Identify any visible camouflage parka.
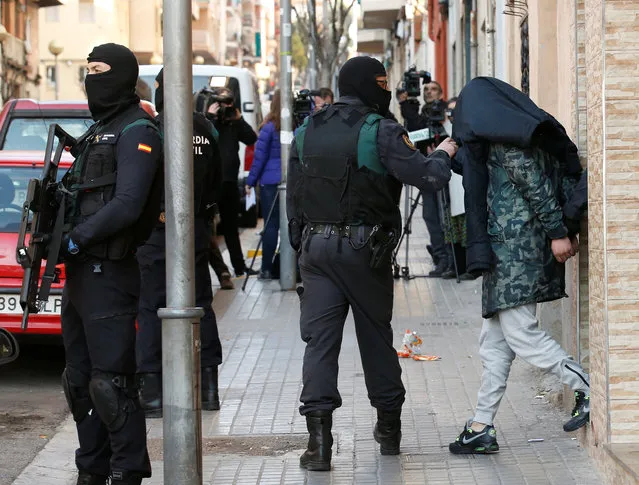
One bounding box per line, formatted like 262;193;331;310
482;143;576;318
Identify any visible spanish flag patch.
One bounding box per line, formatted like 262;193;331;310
138;143;152;153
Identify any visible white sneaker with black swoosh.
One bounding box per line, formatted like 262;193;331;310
449;419;500;454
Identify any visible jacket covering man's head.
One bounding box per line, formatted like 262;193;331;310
338;56;391;115
85;43;140;121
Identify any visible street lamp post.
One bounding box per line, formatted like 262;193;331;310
48;40;63;101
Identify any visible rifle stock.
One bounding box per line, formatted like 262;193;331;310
16;124;76;330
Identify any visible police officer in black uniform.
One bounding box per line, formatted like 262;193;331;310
288;56;458;471
136;68;224;416
59;44;163;485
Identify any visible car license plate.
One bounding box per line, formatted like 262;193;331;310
0;294;62;315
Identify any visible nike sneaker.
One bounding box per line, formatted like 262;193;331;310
449;419;500;454
563;391;590;432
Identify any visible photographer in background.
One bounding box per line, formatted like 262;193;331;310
399;77;455;278
202;87;258;277
312;87;334;113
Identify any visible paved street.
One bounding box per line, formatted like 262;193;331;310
0;341;67;485
8;220;602;485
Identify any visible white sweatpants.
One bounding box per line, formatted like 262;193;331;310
473;303;590;426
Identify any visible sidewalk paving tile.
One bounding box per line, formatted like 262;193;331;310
13;220;602;485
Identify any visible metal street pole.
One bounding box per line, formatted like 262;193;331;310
54;54;59;101
159;1;203;484
279;0;296;290
307;0;317;89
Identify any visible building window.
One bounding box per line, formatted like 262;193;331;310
79;0;95;23
14;0;26;39
46;66;57;85
46;7;61;23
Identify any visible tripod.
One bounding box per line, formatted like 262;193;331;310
391;184;460;282
242;189;280;291
392;186;427;279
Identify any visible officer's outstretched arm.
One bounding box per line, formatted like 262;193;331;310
70;125;163;249
377;119;451;191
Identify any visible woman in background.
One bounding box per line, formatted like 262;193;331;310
245;89;282;280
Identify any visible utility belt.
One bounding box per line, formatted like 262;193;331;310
304;223;398;269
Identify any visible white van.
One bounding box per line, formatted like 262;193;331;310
138;65;263;179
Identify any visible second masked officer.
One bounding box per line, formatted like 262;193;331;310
60;44;163;485
136;68;224;417
288;56;458;471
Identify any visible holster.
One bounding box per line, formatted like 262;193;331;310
289;219;303;252
369;228;398;269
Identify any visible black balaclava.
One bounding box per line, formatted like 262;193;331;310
155;68;164;113
338;56;391;114
85;43;140;121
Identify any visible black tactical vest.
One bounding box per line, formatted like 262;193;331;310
64;105;163;260
153;112;218;220
299;103;402;231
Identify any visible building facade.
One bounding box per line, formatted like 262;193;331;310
0;0;63;104
358;0;435;114
38;0;244;101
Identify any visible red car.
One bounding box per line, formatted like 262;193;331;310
0;100;91;337
0;98;157;151
0;150;74;335
0;99;93;151
0;99;157;337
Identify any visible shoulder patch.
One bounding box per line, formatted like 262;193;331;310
138;143;152;153
403;134;416;151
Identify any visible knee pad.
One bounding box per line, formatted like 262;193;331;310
89;372;140;433
61;367;92;423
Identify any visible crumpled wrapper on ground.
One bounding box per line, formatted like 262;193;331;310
397;329;441;361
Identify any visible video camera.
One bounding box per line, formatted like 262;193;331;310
398;66;432;98
194;87;236;118
427;99;447;123
293;89;321;128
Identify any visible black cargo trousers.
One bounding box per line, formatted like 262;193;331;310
136;216;222;373
61;254;151;480
297;225;406;416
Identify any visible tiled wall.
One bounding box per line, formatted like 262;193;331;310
603;0;639;444
576;0;591;374
585;0;639;447
585;0;608;449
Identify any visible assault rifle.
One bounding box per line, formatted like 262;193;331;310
16;124;76;330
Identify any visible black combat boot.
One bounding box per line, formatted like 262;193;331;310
300;410;333;471
373;408;402;455
138;373;162;418
76;471;108;485
202;366;220;410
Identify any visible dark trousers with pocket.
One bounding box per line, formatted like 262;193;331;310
136;219;222;373
219;181;247;274
298;228;406;415
421;188;450;262
61;256;151;478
